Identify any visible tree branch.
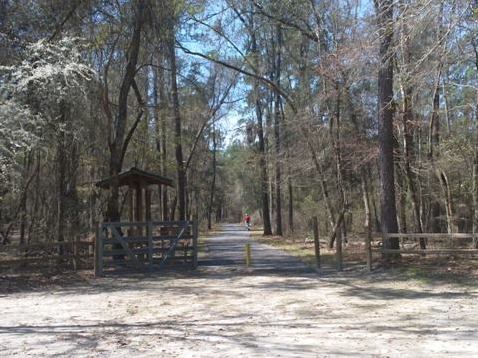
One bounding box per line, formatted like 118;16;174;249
48;1;81;42
251;0;320;43
131;78;145;106
177;42;296;112
185;77;237;170
120;109;144;169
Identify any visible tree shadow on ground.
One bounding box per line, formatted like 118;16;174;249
2;259;477;298
0;319;325;357
0;312;476;357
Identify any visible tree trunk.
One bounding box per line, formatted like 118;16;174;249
376;0;399;252
428;75;441;160
330;83;346;248
158;58;169;221
473;43;478;247
399;75;426;247
439;170;455;233
152;64;163;220
170;195;177;221
57;127;67;252
106;0;144;222
249;9;272;235
361;173;372;270
68;140;81;244
362;172;372;235
428;72;445;233
167;12;186;221
398;171;407;234
19;153;30;245
371;191;381;232
474;97;478;247
427;4;448;234
312;216;320;269
29;151;41;243
307;138;336;234
288;171;293;233
257;100;272;235
207;124;217;230
329;207;346;271
273;24;283;236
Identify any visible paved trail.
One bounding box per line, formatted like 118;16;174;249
201;223;312;274
0;224;477;357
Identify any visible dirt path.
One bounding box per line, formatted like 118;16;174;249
0;224;477;357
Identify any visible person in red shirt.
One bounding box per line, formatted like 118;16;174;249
244;213;251;230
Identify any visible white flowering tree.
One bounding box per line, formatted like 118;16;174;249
0;37;95;244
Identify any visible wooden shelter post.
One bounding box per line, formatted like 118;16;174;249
128;187;134;222
145;187;152;221
127;187;134;236
135;183;143;222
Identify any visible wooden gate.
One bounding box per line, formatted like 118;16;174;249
94;221;198;276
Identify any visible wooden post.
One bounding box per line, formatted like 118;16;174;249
147;221;153;273
312;216;320;270
136;183;143;237
365;231;372;272
158;184;163;220
135;184;143;221
128;187;134;222
145;188;151;221
245;243;251;267
127;188;134;237
94;225;103;277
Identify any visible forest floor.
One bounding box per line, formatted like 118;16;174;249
0;224;477;357
252;231;478;286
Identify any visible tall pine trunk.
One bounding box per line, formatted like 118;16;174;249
472;42;478;247
250;8;272;235
376;0;399;251
274;24;283;236
167;7;186;221
157;52;169;220
207;125;217;230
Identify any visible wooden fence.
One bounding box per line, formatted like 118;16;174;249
95;220;198;276
366;232;478;271
0;239;95;270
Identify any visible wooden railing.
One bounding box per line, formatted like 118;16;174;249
366;232;478;271
95;221;198;276
0;239;95;270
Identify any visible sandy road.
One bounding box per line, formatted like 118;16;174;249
0;224;477;357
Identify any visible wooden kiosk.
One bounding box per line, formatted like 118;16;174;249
94;167;198;276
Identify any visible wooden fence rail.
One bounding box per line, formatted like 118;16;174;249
365;232;478;271
0;239;95;270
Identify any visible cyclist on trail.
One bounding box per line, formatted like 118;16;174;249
244;213;251;230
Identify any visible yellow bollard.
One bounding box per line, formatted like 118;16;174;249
245;243;251;267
